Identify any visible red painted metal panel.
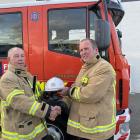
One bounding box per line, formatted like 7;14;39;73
27;6;44;80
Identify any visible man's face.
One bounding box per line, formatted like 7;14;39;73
79;40;97;63
9;49;25;67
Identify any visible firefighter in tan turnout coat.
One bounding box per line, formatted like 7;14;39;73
62;39;116;140
0;47;61;140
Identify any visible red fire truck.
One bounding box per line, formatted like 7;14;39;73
0;0;130;139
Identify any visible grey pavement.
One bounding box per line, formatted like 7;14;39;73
129;93;140;140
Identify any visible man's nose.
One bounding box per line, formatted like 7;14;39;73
18;57;24;61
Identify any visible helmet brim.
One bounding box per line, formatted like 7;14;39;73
45;88;64;92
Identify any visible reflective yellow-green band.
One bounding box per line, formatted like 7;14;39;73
68;119;116;134
1;101;5;127
35;85;41;98
72;87;80;100
2;122;46;140
112;80;116;123
6;89;24;106
29;101;40;116
27;79;33;89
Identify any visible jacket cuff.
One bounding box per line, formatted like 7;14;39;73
68;86;76;98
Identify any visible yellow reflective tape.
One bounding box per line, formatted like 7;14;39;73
2;122;46;140
6;90;24;106
72;87;80;100
80;123;116;133
1;100;8;107
74;88;78;99
113;80;116;95
75;92;79;100
112;69;116;76
112;80;116;123
29;101;40;116
76;91;80;100
68;119;116;134
27;79;33;89
112;97;116;123
1;101;5;128
73;93;77;100
35;85;40;98
68;119;79;128
76;87;80;100
2;134;18;140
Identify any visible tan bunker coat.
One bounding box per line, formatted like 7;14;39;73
0;64;49;140
67;57;116;140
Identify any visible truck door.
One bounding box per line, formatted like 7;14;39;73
27;6;44;79
0;7;28;76
43;5;87;82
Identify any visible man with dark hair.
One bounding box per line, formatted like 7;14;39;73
63;39;116;140
0;47;61;140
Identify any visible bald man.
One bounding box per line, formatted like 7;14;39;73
0;47;61;140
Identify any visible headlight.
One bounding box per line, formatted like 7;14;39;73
119;122;129;135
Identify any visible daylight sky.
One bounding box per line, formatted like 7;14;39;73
118;1;140;93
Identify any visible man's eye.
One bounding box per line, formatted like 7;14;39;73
14;55;19;58
85;48;89;51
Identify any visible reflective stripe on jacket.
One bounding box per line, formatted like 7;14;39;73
67;57;116;140
0;64;48;140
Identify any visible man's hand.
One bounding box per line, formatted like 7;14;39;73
49;106;61;121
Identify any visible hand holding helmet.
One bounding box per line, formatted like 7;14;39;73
44;77;67;121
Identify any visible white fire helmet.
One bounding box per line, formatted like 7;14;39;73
45;77;64;91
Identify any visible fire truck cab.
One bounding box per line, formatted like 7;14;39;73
0;0;130;139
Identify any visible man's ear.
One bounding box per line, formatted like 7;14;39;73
95;48;99;54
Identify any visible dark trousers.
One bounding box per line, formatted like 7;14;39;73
79;136;114;140
42;135;114;140
41;135;54;140
107;136;114;140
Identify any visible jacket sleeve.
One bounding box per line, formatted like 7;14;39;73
70;64;116;104
0;77;49;119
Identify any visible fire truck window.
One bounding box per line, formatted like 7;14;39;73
90;11;98;40
0;13;22;58
48;8;86;57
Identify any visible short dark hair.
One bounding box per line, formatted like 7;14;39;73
80;38;97;49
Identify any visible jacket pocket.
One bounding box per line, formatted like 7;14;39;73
80;113;97;128
17;120;34;135
79;108;98;129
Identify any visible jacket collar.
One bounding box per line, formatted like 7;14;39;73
8;64;27;77
82;55;101;70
